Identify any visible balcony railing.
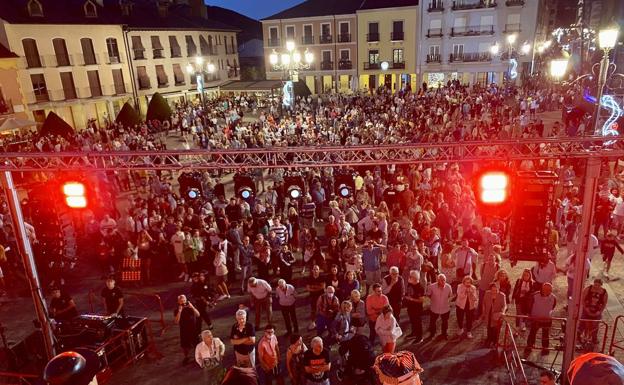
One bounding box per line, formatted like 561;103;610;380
367;33;380;42
320;61;333;70
426;54;442;63
505;0;524;5
301;35;314;45
449;52;492;62
45;54;74;67
392;61;405;69
267;38;280;47
427;28;443;37
106;54;122;64
22;55;45;69
451;0;497;10
337;34;351;43
391;31;405;41
450;25;494;36
428;2;444;11
338;60;352;70
103;83;131;96
319;34;332;44
504;23;521;33
25;90;50;103
77;53;99;66
364;62;380;70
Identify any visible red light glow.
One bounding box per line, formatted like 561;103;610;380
479;172;509;204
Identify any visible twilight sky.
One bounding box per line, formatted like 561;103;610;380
205;0;304;20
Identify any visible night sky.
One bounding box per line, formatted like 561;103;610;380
205;0;304;20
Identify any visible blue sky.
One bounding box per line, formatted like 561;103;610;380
205;0;303;20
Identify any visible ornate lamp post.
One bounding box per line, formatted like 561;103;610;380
490;33;531;83
594;24;620;131
269;40;313;112
186;56;216;109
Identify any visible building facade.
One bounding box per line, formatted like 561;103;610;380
357;1;420;93
0;0;240;129
418;0;541;87
0;44;29;123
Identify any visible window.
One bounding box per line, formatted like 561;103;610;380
320;23;331;43
303;25;313;44
112;69;125;94
84;0;97;17
339;22;350;42
60;72;77;99
480;15;493;26
368;23;379;41
368;49;379;63
22;38;42;68
322;51;331;62
30;73;48;101
230;36;236;53
286;26;295;39
169;36;181;57
136;66;150;89
87;70;102;97
453;17;466;27
429;45;440;56
269;27;279;46
80;38;96;65
53;38;70;67
430;19;442;28
131;36;145;59
392;21;404;40
199;35;210;55
340;49;350;61
106;38;120;63
185;35;197;57
27;0;43;17
453;44;464;58
151;36;164;58
172;64;185;85
155;65;168;87
393;48;404;63
208;36;215;55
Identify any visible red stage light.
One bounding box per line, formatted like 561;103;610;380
479;172;509;203
62;182;87;208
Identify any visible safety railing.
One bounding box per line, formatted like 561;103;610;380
608;315;624;362
0;371;39;385
501;322;529;385
88;289;169;336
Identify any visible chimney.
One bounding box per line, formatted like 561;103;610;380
189;0;207;19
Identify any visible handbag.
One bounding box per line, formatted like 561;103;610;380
391;321;403;340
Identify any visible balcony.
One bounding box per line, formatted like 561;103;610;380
364;62;380;70
367;33;380;42
449;52;492;62
22;55;45;69
46;54;74;67
29;90;49;103
338;34;351;43
450;25;494;36
392;61;405;69
301;35;314;45
319;34;332;44
505;0;524;5
320;61;333;70
504;23;521;33
426;28;443;37
338;60;353;70
77;53;99;66
104;84;131;96
153;50;165;59
451;0;497;10
391;31;405;41
428;2;444;11
426;54;442;63
267;38;280;47
106;54;122;64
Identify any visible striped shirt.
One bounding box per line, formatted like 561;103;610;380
269;224;288;244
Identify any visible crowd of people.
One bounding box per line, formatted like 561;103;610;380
0;81;618;385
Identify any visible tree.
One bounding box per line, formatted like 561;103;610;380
115;102;141;128
146;92;172;122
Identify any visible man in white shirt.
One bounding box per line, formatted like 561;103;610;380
276;279;298;335
453;239;478;279
247;277;273;329
426;274;453;340
195;329;225;375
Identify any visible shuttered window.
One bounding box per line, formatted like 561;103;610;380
185;35;197;57
112;69;125;94
137;66;150;89
155;65;168;87
87;70;102;97
169;36;181;57
60;72;77;99
172;64;185;85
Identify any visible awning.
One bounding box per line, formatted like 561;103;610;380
151;36;164;50
219;80;283;92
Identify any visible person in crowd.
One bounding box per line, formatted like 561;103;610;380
579;278;608;345
239;236;254;292
478;253;500;316
306;265;326;330
539;371;556;385
303;337;331;385
455;276;478;339
174;294;201;365
286;334;308;385
213;250;230;300
258;324;284;385
481;282;507;348
254;234;272;280
339;270;360;301
427;273;453;340
49;287;78;321
325;264;341;292
331;300;354;345
375;304;402;353
382;266;405;320
600;231;623;279
494;269;512;303
230;309;256;367
349;289;367;334
453;238;477;285
362;240;382;295
366;283;389;343
404;270;425;342
101;276;124;317
525;283;557;356
190;272;215;330
247;277;273;330
316;286;340;337
512;268;535;331
531;256;557;290
278;244;296;282
276;279;298;336
195;329;225;385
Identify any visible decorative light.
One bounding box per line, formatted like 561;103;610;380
195;56;203;65
269;51;278;65
537;45;545;54
285;40;295;52
186;63;194;74
293;51;302;64
598;25;619;50
281;53;291;65
521;42;531;55
490;43;500;55
380;61;389;71
304;50;314;64
507;33;517;45
550;58;569;79
543;40;552;48
207;63;216;73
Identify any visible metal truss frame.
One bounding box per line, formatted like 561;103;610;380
2;136;624;172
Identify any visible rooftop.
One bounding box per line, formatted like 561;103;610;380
262;0;419;20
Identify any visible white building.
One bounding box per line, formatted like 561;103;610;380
418;0;542;87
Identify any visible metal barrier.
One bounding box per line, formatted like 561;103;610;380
87;289;169;336
0;371;39;385
608;315;624;362
501;322;529;385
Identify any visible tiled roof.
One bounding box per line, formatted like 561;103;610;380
359;0;419;10
262;0;419;20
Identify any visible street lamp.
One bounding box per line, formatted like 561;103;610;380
186;56;216;109
492;33;532;82
269;40;313;112
549;57;569;80
594;24;620;132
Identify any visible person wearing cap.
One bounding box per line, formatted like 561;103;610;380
49;287;78;322
230;309;256;367
567;352;624;385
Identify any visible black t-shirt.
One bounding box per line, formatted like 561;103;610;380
49;294;78;321
230;322;255;354
303;348;330;382
406;282;425;311
101;286;124;315
307;274;326;295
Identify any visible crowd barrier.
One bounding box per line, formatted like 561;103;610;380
608;315;624;362
500;322;529;385
0;371;38;385
88;289;169;337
